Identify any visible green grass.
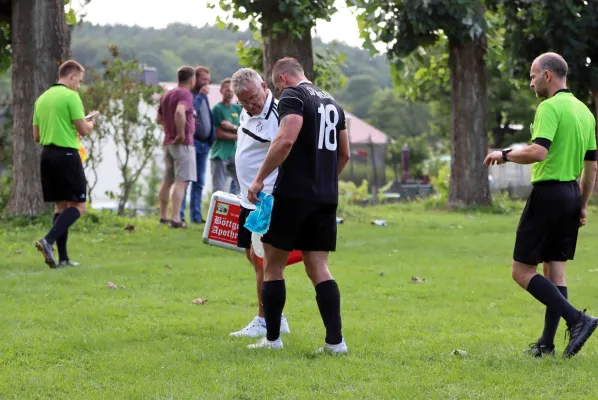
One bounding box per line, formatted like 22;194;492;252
2;203;598;399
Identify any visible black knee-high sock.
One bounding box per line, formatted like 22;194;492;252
53;213;69;261
527;275;581;325
45;207;80;245
315;280;343;345
539;286;568;346
262;280;286;341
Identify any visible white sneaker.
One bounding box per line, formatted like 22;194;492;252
314;338;348;355
230;316;267;338
247;337;283;350
280;314;291;335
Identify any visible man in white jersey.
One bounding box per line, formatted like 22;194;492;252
228;68;291;338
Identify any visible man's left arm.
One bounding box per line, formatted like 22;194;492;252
485;102;556;166
254;114;303;183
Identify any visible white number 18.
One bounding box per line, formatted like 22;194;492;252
317;103;339;151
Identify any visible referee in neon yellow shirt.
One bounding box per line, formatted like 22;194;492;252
485;52;598;358
33;60;96;268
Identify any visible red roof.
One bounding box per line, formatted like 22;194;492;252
158;82;388;145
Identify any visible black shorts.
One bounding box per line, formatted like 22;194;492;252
513;181;581;265
261;195;337;252
237;206;252;249
40;145;87;203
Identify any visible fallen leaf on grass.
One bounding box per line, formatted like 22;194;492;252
15;250;22;255
107;282;118;289
411;276;426;283
165;264;173;270
123;225;136;232
379;272;385;277
191;298;207;305
451;349;469;357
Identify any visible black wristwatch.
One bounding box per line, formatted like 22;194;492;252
502;148;513;162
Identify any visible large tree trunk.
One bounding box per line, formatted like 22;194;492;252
447;35;492;207
8;0;71;215
593;91;598;199
261;18;314;95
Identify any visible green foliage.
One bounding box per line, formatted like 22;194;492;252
143;159;162;209
210;0;336;40
71;23;391;88
336;75;379;118
0;21;10;72
0;168;11;212
350;0;489;62
391;27;537;148
368;89;432;138
339;179;371;209
235;32;347;93
81;46;162;215
388;135;432;180
500;0;598;105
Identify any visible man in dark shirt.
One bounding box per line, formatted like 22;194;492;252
247;57;351;353
157;66;197;229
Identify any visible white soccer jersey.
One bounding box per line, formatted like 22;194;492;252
235;90;279;210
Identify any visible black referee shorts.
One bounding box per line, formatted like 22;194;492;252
513;180;581;265
261;194;337;252
40;145;87;203
237;206;252;249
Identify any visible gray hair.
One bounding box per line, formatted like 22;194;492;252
231;68;263;94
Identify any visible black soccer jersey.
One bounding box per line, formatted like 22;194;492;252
274;81;347;204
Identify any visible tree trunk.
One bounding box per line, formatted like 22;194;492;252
593;91;598;199
261;18;314;95
8;0;71;216
447;35;492;207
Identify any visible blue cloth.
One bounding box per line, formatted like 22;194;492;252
180;140;210;223
192;91;216;146
244;192;274;235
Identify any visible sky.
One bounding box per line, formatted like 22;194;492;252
71;0;367;49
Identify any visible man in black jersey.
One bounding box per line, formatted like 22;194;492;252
247;57;351;353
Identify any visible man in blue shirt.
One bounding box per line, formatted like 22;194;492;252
180;66;215;224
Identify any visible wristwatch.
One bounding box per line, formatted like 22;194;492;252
502;148;513;162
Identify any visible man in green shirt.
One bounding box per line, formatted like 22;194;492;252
33;60;96;269
210;78;241;194
485;52;598;358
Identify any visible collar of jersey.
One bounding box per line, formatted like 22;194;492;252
297;80;312;86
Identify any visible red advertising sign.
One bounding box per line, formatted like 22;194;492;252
207;200;241;246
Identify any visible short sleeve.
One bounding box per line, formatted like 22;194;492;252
588;118;597;151
181;91;193;111
278;87;305;121
68;92;86;121
531;102;559;142
338;107;346;131
33;102;39;126
212;104;224;127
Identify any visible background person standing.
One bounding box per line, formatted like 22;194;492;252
157;66;197;229
210;78;241;195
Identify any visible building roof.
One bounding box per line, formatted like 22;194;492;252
158;82;388;145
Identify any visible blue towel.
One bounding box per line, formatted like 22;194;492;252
244;192;274;235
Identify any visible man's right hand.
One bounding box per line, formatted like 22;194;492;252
200;85;209;95
174;134;185;145
580;207;588;227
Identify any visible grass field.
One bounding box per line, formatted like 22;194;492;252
2;203;598;399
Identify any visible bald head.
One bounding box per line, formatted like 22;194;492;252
529;52;569;99
271;57;307;93
534;52;568;79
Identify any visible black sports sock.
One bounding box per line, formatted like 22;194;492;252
262;280;286;341
527;275;581;325
45;207;80;245
315;280;343;345
539;286;568;346
53;213;69;261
